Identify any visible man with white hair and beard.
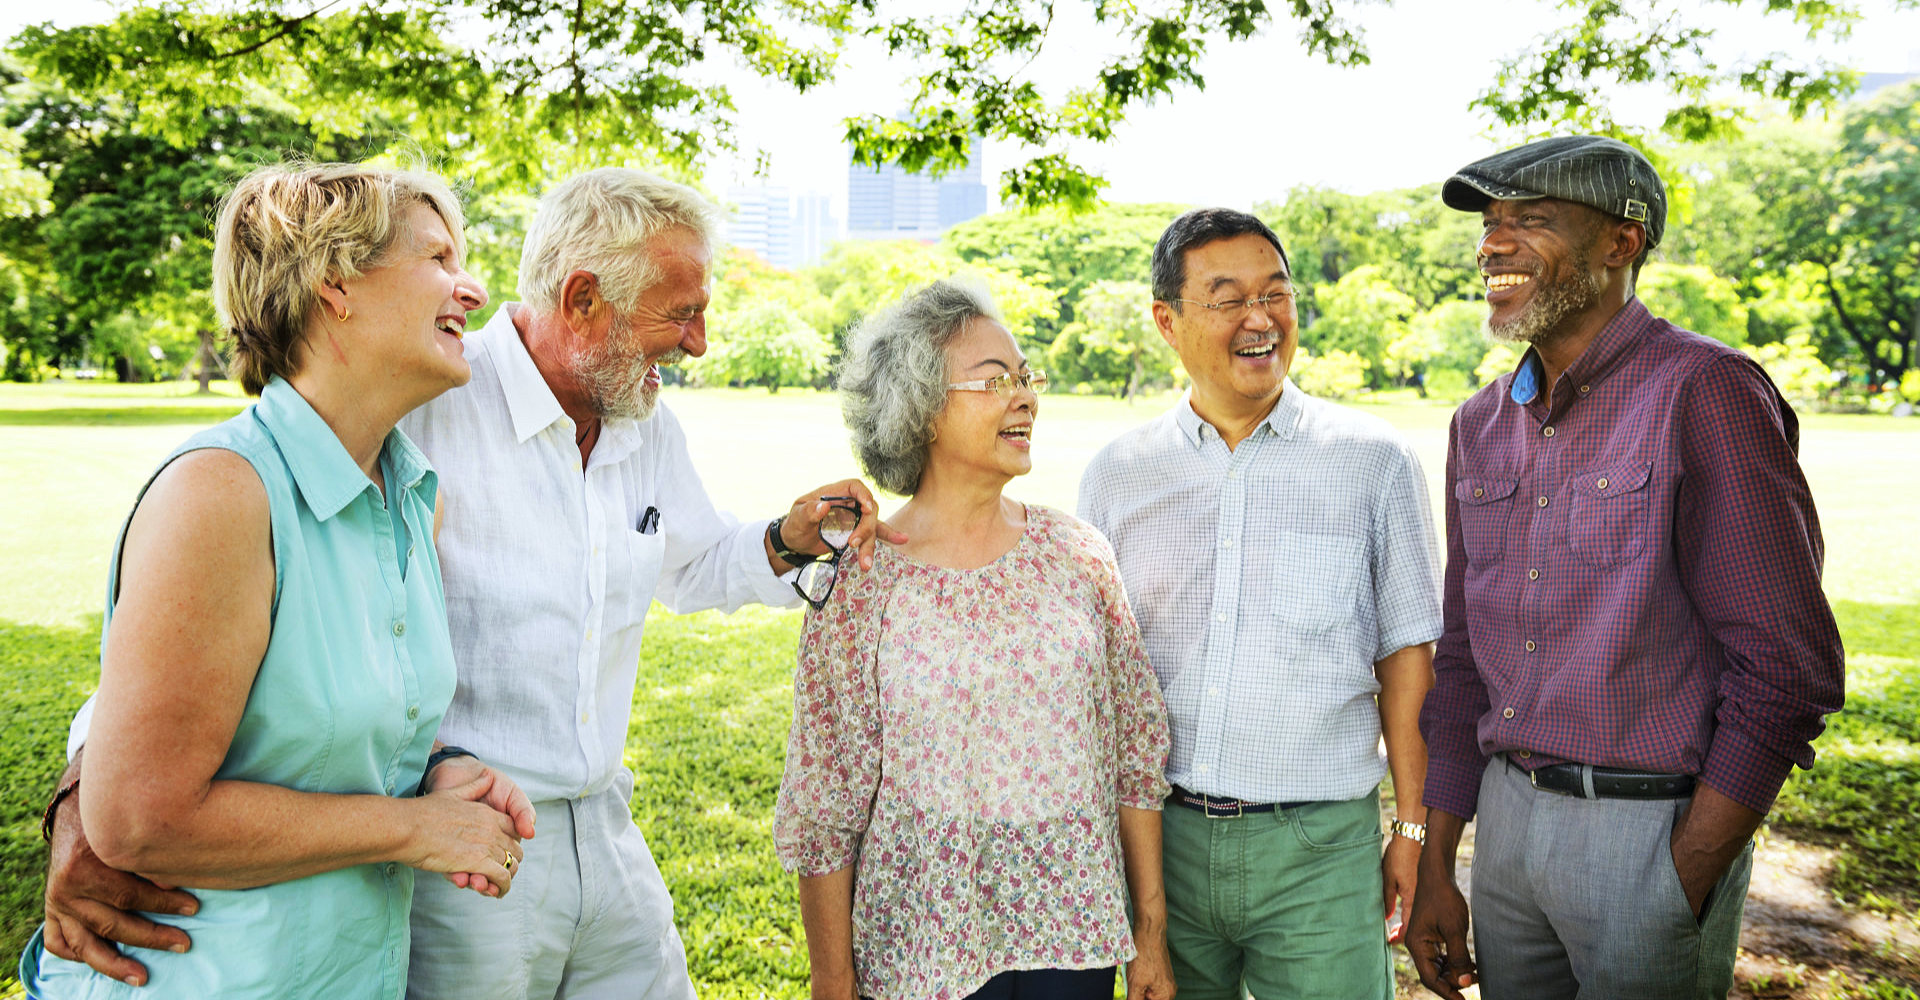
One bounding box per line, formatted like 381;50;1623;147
38;168;898;999
1405;137;1844;1000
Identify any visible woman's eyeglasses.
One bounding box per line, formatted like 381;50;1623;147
945;370;1048;397
792;497;862;611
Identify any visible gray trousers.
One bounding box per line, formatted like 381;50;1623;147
1472;755;1753;1000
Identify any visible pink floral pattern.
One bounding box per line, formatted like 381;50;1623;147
775;505;1171;1000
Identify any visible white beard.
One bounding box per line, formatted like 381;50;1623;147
576;327;685;422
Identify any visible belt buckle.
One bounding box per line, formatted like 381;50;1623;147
1528;767;1545;791
1205;795;1243;820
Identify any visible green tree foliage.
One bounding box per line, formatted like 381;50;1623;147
1747;332;1839;409
693;301;833;393
6;0;1881;211
803;239;1053;351
1291;348;1368;399
2;80;335;382
1472;0;1860;144
1043;280;1174;398
1303;265;1416;388
942;203;1182;341
1637;262;1749;347
1476;343;1522;386
1259;185;1480;323
1387;299;1490;398
1673;84;1920;381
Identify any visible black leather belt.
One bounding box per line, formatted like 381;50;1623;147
1511;756;1695;799
1169;785;1308;819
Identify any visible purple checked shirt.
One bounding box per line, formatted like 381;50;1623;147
1420;299;1845;820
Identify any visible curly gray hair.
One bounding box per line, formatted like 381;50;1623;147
839;280;1005;496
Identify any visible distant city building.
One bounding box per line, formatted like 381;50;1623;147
726;185;794;269
846;145;987;242
790;194;838;268
1859;70;1918;95
1858;51;1920;96
725;186;839;270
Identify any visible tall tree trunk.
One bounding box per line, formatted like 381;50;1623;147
195;329;219;394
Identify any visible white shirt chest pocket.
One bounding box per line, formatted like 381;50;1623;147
615;528;668;624
1272;530;1365;633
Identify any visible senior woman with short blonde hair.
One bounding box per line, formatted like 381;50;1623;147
21;162;532;999
775;280;1175;1000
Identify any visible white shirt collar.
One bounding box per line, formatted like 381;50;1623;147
475;304;568;445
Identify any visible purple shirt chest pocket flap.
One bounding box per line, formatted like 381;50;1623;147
1565;460;1654;570
1454;476;1518;568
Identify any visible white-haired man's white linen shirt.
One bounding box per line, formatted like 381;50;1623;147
398;305;797;803
1077;380;1442;804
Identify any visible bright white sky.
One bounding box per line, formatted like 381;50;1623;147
3;0;1916;219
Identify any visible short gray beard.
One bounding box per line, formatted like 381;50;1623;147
1485;256;1603;350
574;323;685;422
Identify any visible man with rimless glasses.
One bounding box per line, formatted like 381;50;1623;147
1079;208;1443;999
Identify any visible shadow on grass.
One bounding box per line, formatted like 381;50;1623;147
1772;598;1920;914
0;618;101;968
0;407;246;427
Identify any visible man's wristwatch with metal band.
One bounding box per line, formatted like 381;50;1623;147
1390;818;1428;845
766;515;818;566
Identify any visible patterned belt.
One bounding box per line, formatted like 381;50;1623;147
1168;785;1309;819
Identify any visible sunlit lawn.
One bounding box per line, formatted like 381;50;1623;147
2;379;1917;996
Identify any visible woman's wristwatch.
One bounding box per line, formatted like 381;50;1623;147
1390;818;1428;846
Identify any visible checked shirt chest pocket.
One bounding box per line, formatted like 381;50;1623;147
1454;476;1518;568
1565;461;1653;570
1274;530;1364;632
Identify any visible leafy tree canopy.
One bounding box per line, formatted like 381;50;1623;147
1668;82;1920;380
5;0;1889;210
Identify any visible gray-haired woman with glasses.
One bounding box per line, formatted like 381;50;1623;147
774;280;1175;1000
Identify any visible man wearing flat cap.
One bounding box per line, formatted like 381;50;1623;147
1404;136;1845;1000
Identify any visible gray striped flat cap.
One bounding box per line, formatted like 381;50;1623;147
1441;135;1666;248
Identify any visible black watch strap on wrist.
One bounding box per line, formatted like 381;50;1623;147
767;515;818;566
41;777;80;843
417;746;479;796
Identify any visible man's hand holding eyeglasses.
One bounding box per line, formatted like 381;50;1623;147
770;480;908;573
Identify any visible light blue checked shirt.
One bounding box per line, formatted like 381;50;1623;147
1078;382;1442;803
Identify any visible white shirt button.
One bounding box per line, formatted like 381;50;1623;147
1214;612;1226;622
392;620;406;637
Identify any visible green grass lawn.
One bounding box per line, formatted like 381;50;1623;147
2;379;1918;996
